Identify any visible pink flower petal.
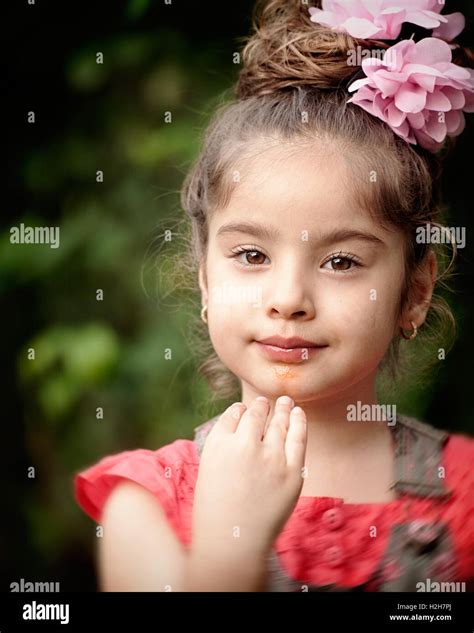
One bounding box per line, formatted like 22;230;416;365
386;40;415;72
403;63;445;78
392;119;411;139
442;66;473;82
395;83;427;113
361;58;385;77
340;17;383;38
463;92;474;113
347;77;371;93
444;110;464;134
451;111;466;135
405;10;446;30
352;85;376;102
373;91;389;118
409;73;437;92
424;116;447;142
362;0;386;14
407;111;426;130
387;103;406;127
308;9;343;28
372;73;404;97
347;96;376;118
376;9;405;38
391;119;415;143
332;0;371;20
442;87;466;110
432;12;466;41
424;90;452;111
376;70;409;83
379;7;406;15
413;128;442;151
409;38;452;65
394;0;437;11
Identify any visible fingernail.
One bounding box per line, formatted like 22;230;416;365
256;396;268;403
231;403;244;419
277;395;293;406
292;406;305;416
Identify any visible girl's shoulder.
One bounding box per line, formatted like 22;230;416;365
73;436;200;526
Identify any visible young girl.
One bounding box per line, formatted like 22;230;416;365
74;0;474;592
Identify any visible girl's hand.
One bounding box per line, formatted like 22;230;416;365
191;396;307;559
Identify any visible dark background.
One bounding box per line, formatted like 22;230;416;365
2;0;473;591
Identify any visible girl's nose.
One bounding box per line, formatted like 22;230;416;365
264;264;316;320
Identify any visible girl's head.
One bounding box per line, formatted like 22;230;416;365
179;0;466;404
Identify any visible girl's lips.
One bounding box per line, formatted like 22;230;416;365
254;341;327;363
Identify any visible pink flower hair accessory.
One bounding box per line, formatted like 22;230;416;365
347;37;474;152
308;0;465;42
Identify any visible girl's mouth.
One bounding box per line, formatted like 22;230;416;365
254;341;327;363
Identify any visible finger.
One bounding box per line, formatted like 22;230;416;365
235;396;270;440
262;395;294;448
216;402;247;434
285;406;307;470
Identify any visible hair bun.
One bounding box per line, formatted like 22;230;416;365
236;0;474;101
236;0;378;99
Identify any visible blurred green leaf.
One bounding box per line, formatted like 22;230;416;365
65;324;120;383
125;0;151;22
19;324;120;420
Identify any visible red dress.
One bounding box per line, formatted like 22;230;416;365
73;413;474;591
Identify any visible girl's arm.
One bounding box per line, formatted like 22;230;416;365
98;480;268;591
99;397;306;591
98;480;187;591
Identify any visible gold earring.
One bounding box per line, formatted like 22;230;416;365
200;305;208;324
400;320;418;340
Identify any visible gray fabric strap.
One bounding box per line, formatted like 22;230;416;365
193;416;219;458
390;414;451;499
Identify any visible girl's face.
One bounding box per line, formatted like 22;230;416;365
199;141;412;404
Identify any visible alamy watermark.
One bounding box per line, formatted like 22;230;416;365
416;224;466;249
23;601;69;625
347;46;396;67
10;578;60;592
211;283;262;308
347;401;397;426
416;578;466;592
10;223;60;249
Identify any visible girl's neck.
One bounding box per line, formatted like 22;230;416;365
241;375;397;503
241;373;391;458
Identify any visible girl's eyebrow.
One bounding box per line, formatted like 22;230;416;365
216;221;386;247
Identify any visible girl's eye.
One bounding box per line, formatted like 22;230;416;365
321;253;361;273
231;247;270;267
230;248;361;272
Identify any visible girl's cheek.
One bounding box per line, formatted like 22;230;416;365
208;323;245;369
325;285;398;341
319;285;368;321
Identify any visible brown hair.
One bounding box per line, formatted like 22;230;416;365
170;0;469;404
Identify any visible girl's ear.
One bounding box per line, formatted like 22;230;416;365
198;259;208;305
400;250;437;330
